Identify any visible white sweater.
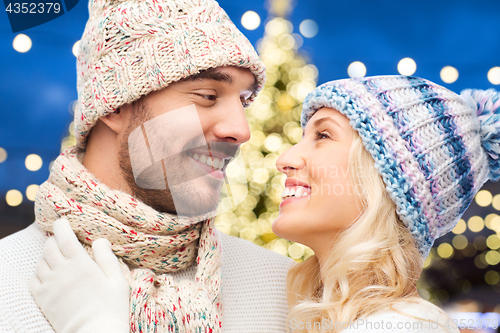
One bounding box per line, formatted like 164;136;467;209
338;301;460;333
0;223;294;333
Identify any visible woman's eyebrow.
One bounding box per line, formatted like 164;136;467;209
312;116;342;129
302;116;343;138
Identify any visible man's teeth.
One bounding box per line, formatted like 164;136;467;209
281;187;310;199
191;153;224;170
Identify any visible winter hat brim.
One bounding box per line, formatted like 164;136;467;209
75;0;266;148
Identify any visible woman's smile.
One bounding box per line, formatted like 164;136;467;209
280;178;311;208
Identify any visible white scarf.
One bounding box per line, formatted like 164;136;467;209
35;147;222;332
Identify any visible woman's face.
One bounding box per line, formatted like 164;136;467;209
273;107;362;260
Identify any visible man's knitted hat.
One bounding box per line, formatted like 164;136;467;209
75;0;266;148
301;75;500;258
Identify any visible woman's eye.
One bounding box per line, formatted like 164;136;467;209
315;131;330;140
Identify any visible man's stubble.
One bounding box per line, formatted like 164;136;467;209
118;99;221;216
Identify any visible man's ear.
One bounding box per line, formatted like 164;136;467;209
100;106;130;135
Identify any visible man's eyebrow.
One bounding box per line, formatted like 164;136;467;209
184;69;233;84
183;68;259;95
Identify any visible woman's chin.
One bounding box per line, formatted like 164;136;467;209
272;215;303;245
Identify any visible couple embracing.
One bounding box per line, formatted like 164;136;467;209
2;0;498;332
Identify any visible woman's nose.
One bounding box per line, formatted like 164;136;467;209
276;142;306;175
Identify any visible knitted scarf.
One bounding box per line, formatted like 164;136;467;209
35;147;222;332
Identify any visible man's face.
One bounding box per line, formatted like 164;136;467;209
117;66;256;216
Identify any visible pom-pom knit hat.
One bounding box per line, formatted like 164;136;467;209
75;0;266;148
301;75;500;258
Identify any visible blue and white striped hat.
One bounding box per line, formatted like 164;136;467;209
301;76;500;258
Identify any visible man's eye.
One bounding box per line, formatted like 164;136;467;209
199;94;217;101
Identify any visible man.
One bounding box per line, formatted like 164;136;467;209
0;0;294;331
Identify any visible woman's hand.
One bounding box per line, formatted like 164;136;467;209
30;218;130;333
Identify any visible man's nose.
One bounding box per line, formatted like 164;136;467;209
212;100;251;144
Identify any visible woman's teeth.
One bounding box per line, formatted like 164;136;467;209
281;187;310;200
191;153;225;170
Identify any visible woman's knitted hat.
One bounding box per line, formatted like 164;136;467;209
301;75;500;258
75;0;266;148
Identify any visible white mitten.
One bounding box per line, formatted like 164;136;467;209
30;218;130;333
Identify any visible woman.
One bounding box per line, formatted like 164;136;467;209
32;75;499;332
272;75;500;332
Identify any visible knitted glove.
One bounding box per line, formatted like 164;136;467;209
30;218;130;333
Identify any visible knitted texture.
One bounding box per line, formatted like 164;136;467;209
75;0;266;148
34;147;222;332
461;89;500;180
301;76;500;258
1;223;293;333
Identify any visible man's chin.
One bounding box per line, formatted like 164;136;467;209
168;181;222;217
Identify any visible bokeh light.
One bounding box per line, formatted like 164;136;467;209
418;289;430;300
462;244;477;257
485;213;500;231
278;34;295;50
291;33;303;49
440;66;459;84
299;19;318;38
452;235;468;250
488;67;500;85
397;57;417;75
6;190;23;207
264;134;283;152
475;190;492;207
437;243;454;259
239;227;257;241
490;216;500;233
13;34;32;53
26;184;39;202
468;216;484;233
451;219;466;234
72;40;81;57
288;243;305;259
25;154;43;171
423;256;432;269
485;250;500;266
241;11;261;30
475;253;488;269
486;234;500;250
0;147;7;163
347;61;367;78
485;271;500;285
492;194;500;210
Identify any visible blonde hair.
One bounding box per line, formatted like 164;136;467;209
286;132;426;332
